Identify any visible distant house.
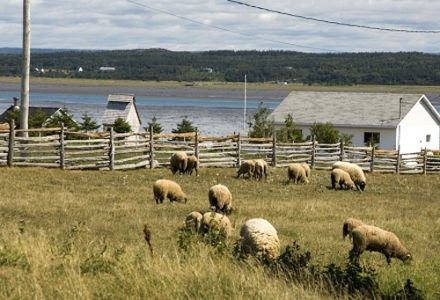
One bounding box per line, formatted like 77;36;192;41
99;66;116;72
269;91;440;153
101;94;141;132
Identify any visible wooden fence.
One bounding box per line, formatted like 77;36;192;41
0;123;439;174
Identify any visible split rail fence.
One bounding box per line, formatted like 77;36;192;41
0;123;439;174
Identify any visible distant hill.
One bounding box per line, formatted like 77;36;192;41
1;48;440;85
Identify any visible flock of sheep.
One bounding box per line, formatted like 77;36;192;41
152;151;411;263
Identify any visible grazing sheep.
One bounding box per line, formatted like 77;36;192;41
253;159;268;180
342;218;365;240
332;161;367;191
301;162;311;178
287;163;309;184
170;151;188;174
185;155;199;176
184;211;203;232
331;168;355;190
349;224;411;264
208;184;233;214
237;160;255;179
200;212;233;238
239;218;280;260
153;179;187;204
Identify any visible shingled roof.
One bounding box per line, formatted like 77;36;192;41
269;91;439;128
101;94;141;126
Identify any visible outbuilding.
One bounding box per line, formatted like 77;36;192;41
101;93;141;132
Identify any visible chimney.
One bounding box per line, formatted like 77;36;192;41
12;97;20;111
399;97;403;118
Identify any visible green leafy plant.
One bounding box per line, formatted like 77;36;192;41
112;117;131;133
248;102;274;138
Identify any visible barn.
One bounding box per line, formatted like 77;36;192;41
101;94;141;132
269;91;440;153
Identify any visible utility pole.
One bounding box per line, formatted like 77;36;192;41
243;74;247;134
20;0;31;137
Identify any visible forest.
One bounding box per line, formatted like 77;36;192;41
1;48;440;85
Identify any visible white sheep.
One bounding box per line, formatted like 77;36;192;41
239;218;280;260
301;162;311;178
331;168;355;190
253;159;268;180
342;218;365;240
200;212;233;238
287;163;309;184
349;224;411;264
185;155;199;176
208;184;233;214
184;211;203;232
237;160;255;179
170;151;188;174
332;161;367;191
153;179;187;204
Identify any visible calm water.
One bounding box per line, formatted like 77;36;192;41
0;91;281;136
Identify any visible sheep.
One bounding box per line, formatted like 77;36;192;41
208;184;233;214
301;162;311;178
184;211;203;232
342;218;365;240
287;163;309;184
200;212;233;238
331;168;355;190
236;160;255;179
253;159;268;180
153;179;187;204
349;224;411;264
170;151;188;174
332;161;367;191
185;155;199;176
238;218;280;260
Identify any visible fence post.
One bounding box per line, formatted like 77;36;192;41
236;133;241;167
109;127;115;171
194;129;199;159
149;124;154;169
7;119;15;167
370;146;375;173
311;135;316;169
423;147;427;175
59;123;65;170
272;132;277;167
339;138;344;161
396;146;401;174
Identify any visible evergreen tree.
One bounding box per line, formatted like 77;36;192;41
172;116;196;134
144;116;163;134
248;102;273;138
112;117;131;133
79;113;100;132
276;113;302;143
45;108;78;130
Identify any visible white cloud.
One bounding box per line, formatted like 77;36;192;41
0;0;439;52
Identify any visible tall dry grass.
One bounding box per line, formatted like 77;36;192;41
0;167;439;299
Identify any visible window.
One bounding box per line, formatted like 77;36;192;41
364;132;380;146
426;134;431;143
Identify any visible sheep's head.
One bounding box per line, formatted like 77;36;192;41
401;253;412;263
358;181;366;191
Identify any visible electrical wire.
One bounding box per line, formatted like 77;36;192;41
227;0;440;34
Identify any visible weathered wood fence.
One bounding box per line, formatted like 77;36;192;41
0;124;439;174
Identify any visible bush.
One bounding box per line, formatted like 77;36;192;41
248;102;273;138
112;117;131;133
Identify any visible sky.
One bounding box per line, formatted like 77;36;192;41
1;0;440;53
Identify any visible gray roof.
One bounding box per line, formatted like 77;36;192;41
0;106;62;123
102;94;141;125
425;93;440;106
107;94;135;103
269;91;437;128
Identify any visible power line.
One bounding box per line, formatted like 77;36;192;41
227;0;440;34
126;0;337;52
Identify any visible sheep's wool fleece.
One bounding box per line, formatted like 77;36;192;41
240;218;280;259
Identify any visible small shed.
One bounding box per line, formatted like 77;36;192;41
101;94;141;132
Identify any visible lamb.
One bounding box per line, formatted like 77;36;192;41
238;218;280;260
342;218;365;240
185;155;199;176
287;163;309;184
349;224;411;264
199;212;233;238
184;211;203;232
253;159;268;180
331;168;355;190
236;160;255;179
170;151;188;174
208;184;233;214
153;179;187;204
332;161;367;191
301;162;311;178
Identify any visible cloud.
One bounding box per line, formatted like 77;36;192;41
1;0;439;52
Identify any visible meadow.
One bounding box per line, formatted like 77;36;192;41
0;166;439;299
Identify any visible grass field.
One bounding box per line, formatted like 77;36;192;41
2;76;440;94
0;167;439;299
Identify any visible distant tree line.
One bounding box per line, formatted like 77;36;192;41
1;49;440;85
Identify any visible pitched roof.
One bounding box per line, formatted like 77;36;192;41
0;106;61;123
425;93;440;107
101;94;141;125
269;91;432;128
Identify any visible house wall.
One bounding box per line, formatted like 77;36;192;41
397;101;440;153
127;105;141;132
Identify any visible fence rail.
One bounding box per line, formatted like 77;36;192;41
0;123;439;174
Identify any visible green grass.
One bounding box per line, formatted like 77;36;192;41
0;167;439;299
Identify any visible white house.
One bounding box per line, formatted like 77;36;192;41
269;91;440;153
101;94;141;132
